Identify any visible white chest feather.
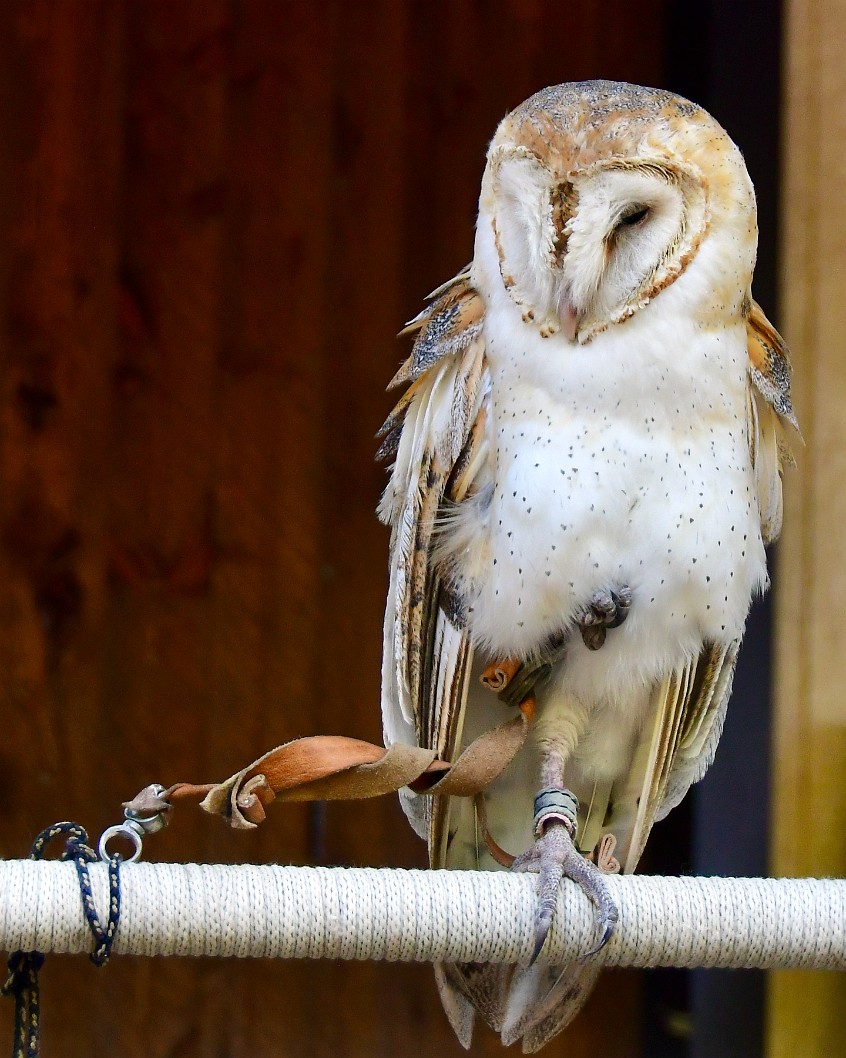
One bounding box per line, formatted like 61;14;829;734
440;300;767;706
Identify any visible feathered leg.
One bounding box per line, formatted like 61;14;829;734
512;781;618;960
512;697;619;961
495;708;619;1051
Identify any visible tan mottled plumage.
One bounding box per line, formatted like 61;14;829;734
378;81;796;1051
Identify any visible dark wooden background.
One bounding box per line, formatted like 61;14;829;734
0;2;669;1054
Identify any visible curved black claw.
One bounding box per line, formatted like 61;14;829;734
530;925;552;966
581;917;618;960
576;585;632;650
513;822;619;963
607;587;632;628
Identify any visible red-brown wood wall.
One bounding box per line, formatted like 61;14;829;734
0;3;666;1054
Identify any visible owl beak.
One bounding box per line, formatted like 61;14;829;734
558;293;580;343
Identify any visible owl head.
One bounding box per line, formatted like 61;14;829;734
474;81;757;343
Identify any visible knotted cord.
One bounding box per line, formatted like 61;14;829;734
1;824;121;1058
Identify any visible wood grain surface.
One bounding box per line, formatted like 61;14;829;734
769;2;846;1055
0;2;666;1054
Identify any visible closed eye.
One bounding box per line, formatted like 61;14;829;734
616;205;651;229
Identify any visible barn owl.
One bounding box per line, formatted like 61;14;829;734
377;81;795;1052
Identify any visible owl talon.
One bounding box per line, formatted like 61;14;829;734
576;585;632;649
607;587;632;627
512;819;619;964
582;919;616;959
580;624;607;651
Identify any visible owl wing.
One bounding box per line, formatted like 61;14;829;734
378;267;491;841
604;299;798;873
745;297;799;542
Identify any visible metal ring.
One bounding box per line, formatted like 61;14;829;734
124;804;168;835
98;824;143;864
532;787;579;836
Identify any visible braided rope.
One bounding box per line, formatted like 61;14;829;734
1;825;122;1058
0;861;843;969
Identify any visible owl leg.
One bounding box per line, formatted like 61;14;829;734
512;718;619;963
512;793;619;963
574;585;632;650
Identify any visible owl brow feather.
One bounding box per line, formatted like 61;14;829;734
549;180;580;266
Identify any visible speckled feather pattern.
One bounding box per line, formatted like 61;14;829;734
377;81;796;1051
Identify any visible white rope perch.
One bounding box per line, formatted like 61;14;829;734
0;861;843;969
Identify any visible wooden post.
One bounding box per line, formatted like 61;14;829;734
770;1;846;1054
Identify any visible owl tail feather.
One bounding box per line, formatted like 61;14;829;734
502;960;602;1052
436;956;599;1052
433;963;476;1048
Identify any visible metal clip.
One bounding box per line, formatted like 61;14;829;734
98;784;169;863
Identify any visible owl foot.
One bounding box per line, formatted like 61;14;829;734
512;788;619;963
575;585;632;650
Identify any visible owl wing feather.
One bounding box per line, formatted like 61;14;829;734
745;297;798;541
378;267;491;840
619;640;739;872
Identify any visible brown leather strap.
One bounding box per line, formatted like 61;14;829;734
416;698;533;798
200;740;445;828
178;697;536;830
